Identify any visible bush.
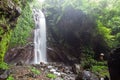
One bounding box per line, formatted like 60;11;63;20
7;75;14;80
46;73;57;79
9;2;34;47
0;27;11;62
81;58;97;69
0;62;9;70
30;67;40;75
92;65;109;77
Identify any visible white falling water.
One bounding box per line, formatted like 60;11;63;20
33;9;47;64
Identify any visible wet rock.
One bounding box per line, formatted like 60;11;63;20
50;69;56;73
61;72;67;78
40;62;48;69
55;77;63;80
15;6;21;15
24;73;34;77
90;73;99;80
63;74;76;80
47;65;53;69
53;72;61;76
8;0;14;9
82;70;91;80
100;77;104;80
18;75;24;78
0;70;10;80
5;43;34;64
72;64;81;74
8;63;79;80
16;61;24;66
76;70;99;80
63;66;72;74
41;63;77;80
0;70;5;75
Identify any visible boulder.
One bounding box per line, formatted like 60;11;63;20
72;64;81;74
5;43;34;64
0;70;10;80
76;70;99;80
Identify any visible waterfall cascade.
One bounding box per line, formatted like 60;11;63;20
33;9;47;64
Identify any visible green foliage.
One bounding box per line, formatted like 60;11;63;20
97;21;114;47
81;47;96;69
30;67;40;75
81;56;109;77
116;33;120;42
93;0;120;48
107;17;120;34
44;0;64;23
12;0;19;4
95;61;107;66
82;47;95;56
0;11;12;62
113;33;120;47
81;56;96;69
0;29;11;62
0;62;9;70
44;1;120;64
92;65;109;77
7;75;14;80
63;0;120;48
46;73;57;79
9;2;34;47
31;0;42;9
0;0;34;62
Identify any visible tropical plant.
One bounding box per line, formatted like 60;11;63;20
46;73;57;79
7;75;14;80
0;62;9;70
30;67;40;75
9;2;34;47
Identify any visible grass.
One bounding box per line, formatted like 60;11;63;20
7;75;14;80
46;73;57;79
0;62;9;70
91;65;109;77
81;56;109;78
29;67;41;75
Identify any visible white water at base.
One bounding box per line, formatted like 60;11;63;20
33;9;47;64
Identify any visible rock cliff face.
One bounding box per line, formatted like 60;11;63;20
0;0;21;62
108;47;120;80
0;0;21;29
46;7;96;64
5;43;34;64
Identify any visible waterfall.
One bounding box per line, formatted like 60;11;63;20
33;9;47;64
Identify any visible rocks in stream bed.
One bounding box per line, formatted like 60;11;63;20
9;62;101;80
5;43;34;64
72;64;81;74
76;70;99;80
0;70;11;80
32;62;77;80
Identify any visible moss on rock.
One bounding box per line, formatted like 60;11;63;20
0;0;22;62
